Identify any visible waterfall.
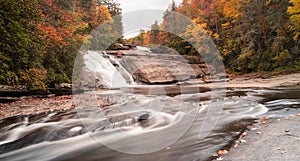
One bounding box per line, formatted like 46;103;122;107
107;55;135;84
83;50;134;88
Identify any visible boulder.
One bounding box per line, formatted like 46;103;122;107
120;51;199;84
137;113;149;122
133;65;178;84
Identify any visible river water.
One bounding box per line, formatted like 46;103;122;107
1;50;300;160
0;86;300;161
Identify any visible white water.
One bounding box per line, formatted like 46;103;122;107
107;55;135;84
83;51;134;88
0;118;28;145
136;46;151;52
1;88;299;161
0;109;192;160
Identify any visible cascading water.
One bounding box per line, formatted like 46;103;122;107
83;50;135;88
107;55;135;85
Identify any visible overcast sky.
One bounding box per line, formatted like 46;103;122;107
115;0;182;38
116;0;182;13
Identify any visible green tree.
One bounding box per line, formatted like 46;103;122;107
160;1;192;55
235;0;292;72
149;21;160;44
0;0;41;85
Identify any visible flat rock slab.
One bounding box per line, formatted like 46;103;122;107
219;114;300;161
226;73;300;88
119;51;206;84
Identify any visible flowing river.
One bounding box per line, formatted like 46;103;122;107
0;50;300;161
1;87;300;161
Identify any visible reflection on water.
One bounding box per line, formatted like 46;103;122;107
0;87;299;161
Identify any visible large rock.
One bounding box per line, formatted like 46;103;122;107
133;65;178;84
119;51;205;84
76;50;214;87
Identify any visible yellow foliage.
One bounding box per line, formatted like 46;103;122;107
97;5;113;23
181;22;212;54
288;0;300;39
223;0;241;20
221;22;230;28
90;5;113;28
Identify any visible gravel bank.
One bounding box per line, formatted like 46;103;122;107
215;114;300;161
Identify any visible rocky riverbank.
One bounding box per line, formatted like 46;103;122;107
0;83;74;104
225;72;300;88
0;95;74;118
0;94;114;119
209;73;300;161
214;113;300;161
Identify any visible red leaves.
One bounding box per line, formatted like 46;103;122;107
241;131;247;138
37;23;70;46
0;95;74;118
218;149;229;155
212;149;228;160
44;0;54;6
37;0;88;47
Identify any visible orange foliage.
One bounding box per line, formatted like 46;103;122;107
38;0;88;47
143;32;150;45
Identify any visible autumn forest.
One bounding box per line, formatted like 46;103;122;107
128;0;300;73
0;0;122;89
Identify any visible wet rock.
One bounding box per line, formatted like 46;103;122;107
29;90;51;95
137;113;149;122
0;90;30;98
0;97;23;103
133;65;179;84
120;51;204;84
55;83;72;89
77;50;213;86
183;55;204;64
49;88;72;96
117;44;130;50
190;64;208;78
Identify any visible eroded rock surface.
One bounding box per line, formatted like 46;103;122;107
77;49;216;87
119;50;208;84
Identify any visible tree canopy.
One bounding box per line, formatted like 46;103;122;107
128;0;300;73
0;0;122;89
